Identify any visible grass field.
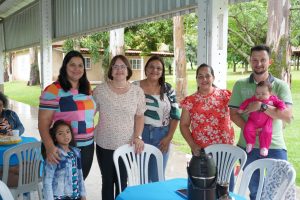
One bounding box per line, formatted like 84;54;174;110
4;69;300;185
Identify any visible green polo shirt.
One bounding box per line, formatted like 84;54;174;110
229;73;293;150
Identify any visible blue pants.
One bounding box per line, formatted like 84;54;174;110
242;147;287;200
142;124;169;182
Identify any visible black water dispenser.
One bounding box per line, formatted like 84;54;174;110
187;148;217;200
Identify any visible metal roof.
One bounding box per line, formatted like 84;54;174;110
0;0;36;19
0;0;253;51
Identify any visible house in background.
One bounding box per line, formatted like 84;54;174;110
10;47;174;84
291;46;300;70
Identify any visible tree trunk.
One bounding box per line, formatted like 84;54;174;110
4;53;12;82
173;16;187;102
266;0;291;86
27;47;40;86
109;28;125;59
233;62;237;73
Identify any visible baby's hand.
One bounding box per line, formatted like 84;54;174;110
81;197;86;200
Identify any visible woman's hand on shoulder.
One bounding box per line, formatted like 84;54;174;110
131;136;144;154
46;145;61;164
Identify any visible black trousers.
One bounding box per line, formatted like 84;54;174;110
96;145;127;200
78;143;95;180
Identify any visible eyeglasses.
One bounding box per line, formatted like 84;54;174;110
197;74;213;80
147;65;163;72
112;64;127;70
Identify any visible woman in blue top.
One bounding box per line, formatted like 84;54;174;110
135;55;180;181
0;92;24;188
0;92;24;135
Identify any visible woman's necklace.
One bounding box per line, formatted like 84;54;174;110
110;81;128;89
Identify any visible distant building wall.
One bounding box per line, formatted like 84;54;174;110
82;54;104;83
12;49;172;84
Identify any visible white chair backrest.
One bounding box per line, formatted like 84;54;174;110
238;158;296;200
113;144;164;192
204;144;247;190
0;180;14;200
2;142;42;199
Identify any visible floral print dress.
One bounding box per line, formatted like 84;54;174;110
180;88;234;148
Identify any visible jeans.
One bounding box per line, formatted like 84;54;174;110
242;147;287;200
96;145;127;200
78;143;94;180
142;124;169;182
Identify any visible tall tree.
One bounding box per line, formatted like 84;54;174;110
290;0;300;47
267;0;291;84
184;13;198;69
27;47;40;86
125;19;173;53
173;16;187;101
228;0;268;70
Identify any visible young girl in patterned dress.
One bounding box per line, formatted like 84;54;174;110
42;120;86;200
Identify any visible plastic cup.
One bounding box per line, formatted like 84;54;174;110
12;130;19;137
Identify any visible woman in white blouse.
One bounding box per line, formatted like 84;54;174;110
93;55;146;200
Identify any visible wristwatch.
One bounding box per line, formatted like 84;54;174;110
260;103;268;112
135;135;142;140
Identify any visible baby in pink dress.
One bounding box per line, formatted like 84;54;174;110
238;81;286;157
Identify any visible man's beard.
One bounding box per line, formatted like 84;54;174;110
253;69;267;75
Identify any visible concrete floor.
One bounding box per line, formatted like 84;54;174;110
9;100;299;200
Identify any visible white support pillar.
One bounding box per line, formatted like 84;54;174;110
197;0;229;89
0;22;5;92
40;0;53;89
109;28;125;57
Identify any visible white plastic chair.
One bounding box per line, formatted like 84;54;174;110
2;142;43;199
0;180;14;200
204;144;247;190
238;158;296;200
113;144;164;192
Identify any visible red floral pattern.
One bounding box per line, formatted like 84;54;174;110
180;88;234;148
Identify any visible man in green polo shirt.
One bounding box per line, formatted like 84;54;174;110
229;44;293;200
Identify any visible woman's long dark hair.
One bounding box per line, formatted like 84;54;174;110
41;120;75;159
58;50;91;95
144;55;166;100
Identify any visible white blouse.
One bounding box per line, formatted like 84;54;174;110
93;82;146;150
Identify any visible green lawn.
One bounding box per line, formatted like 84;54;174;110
4;69;300;185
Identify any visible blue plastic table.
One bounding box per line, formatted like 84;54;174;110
0;136;39;166
116;178;246;200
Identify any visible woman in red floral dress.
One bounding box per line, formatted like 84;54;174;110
180;63;234;156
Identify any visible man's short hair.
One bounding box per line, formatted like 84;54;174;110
250;45;271;56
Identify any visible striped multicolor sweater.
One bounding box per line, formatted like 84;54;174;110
39;82;96;147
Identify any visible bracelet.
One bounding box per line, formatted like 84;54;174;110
135;136;142;140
